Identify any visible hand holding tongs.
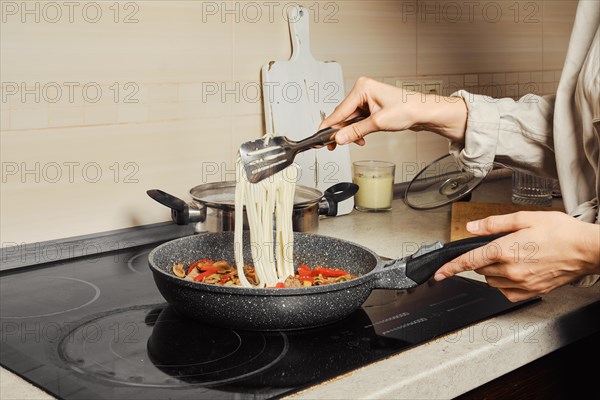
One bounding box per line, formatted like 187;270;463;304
239;116;365;183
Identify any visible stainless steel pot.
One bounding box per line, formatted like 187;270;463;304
147;181;358;233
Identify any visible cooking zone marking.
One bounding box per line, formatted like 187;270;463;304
0;276;100;319
382;318;428;336
126;251;150;274
364;312;410;328
59;305;290;387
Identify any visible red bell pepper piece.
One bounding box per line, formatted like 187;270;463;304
297;265;312;276
275;282;285;288
220;274;231;284
187;259;213;274
193;266;219;282
313;267;347;277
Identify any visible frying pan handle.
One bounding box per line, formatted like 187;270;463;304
319;182;359;217
146;189;205;225
405;233;508;285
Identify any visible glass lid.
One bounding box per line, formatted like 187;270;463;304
404;154;486;209
189;181;322;208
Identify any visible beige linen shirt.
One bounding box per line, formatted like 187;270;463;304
450;0;599;285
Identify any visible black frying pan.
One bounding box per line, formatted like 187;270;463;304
148;232;503;331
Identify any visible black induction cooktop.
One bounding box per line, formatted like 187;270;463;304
0;239;535;399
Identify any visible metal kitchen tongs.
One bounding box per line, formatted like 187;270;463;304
240;116;365;183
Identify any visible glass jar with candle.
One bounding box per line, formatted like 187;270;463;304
352;161;396;212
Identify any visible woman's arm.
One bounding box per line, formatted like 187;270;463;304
319;77;468;145
322;77;558;178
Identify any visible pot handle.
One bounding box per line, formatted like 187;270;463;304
147;189;205;225
319;182;359;217
405;233;507;284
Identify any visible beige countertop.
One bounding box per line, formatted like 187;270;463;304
2;178;599;399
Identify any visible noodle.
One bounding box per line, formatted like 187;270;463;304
234;151;298;288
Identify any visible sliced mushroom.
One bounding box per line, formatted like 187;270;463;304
172;263;185;278
203;274;222;284
213;260;229;268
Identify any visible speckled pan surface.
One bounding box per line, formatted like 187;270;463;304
147;232;411;331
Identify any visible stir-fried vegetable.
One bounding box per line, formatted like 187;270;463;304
171;260;357;288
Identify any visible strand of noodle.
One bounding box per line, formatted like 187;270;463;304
265;178;279;284
276;173;295;278
257;179;276;286
234;157;297;287
247;176;276;286
234;162;252;287
284;176;295;276
246;182;267;284
275;185;285;280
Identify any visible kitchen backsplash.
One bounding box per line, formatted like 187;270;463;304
1;0;577;244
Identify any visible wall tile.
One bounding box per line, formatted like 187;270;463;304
117;104;149;124
147;102;180;122
230;81;264;116
178;83;206;102
505;83;520;99
447;75;464;86
312;1;417;79
10;107;48;130
492;73;506;85
506;72;519;85
84;104;118;126
0;109;9;131
531;71;543;84
145;84;179;103
542;0;577;71
0;93;9;111
48;106;85;127
1;1;234;83
543;70;555;82
232;7;290;82
231;114;264;165
519;82;542;97
4;85;50;110
344;78;357;95
1;118;234;243
518;71;531;83
464;74;478;85
542;82;558;95
478;74;494;86
416;131;449;172
418;1;543;75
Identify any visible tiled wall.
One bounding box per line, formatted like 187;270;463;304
1;0;577;244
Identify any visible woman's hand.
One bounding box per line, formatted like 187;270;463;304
319;77;416;148
434;211;600;302
319;77;468;149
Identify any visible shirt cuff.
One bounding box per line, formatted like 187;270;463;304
449;90;500;177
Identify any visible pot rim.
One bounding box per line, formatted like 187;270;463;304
189;181;324;210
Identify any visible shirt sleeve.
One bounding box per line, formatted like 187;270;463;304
449;90;558;179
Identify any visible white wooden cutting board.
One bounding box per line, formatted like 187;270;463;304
262;6;354;215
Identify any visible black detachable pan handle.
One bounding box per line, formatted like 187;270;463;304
319;182;359;217
147;189;206;225
405;233;507;284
